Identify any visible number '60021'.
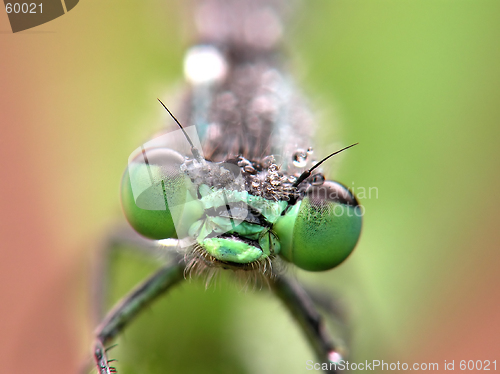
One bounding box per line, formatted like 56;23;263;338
459;360;497;370
5;3;42;14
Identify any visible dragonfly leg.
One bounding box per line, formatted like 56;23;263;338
93;261;186;374
92;225;178;323
304;286;351;349
270;275;347;373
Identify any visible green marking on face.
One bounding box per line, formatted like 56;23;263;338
187;187;288;263
258;230;280;257
198;186;287;222
203;237;264;263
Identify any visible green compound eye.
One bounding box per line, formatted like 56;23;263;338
121;148;203;240
274;181;362;271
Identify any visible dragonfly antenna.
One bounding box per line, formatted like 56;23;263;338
292;143;359;188
157;98;203;161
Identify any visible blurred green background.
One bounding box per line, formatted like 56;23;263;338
1;0;499;373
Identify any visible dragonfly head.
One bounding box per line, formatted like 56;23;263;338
121;146;362;274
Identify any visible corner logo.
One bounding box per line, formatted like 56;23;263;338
3;0;78;33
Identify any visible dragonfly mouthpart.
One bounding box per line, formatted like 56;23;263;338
185;242;278;282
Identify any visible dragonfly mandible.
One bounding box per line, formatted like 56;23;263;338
92;1;362;373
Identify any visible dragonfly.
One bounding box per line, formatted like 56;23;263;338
92;0;362;373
